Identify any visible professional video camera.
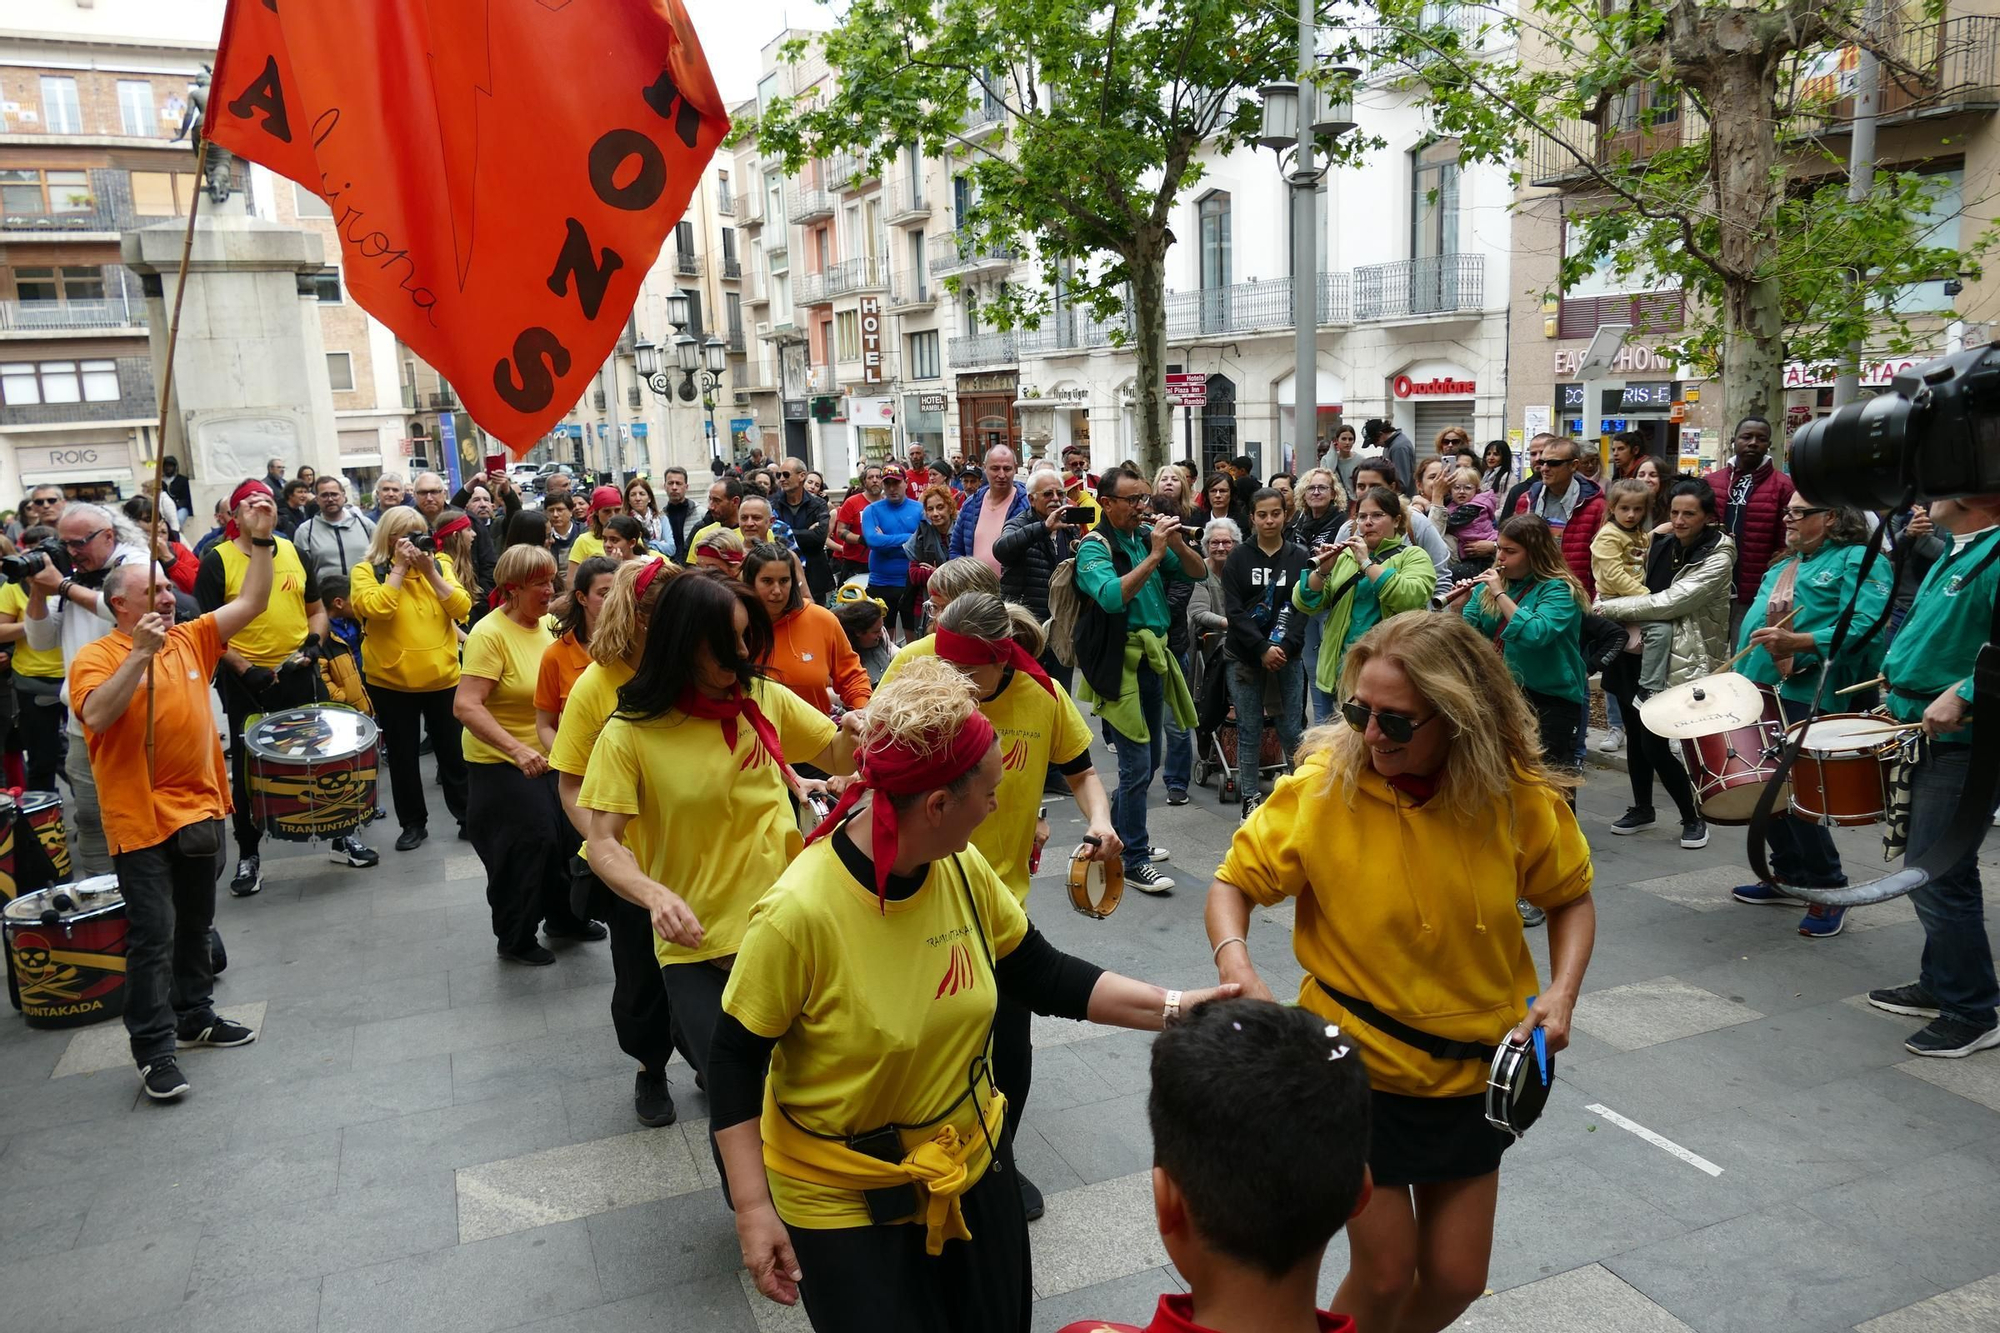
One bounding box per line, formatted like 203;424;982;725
1790;343;2000;508
0;538;71;586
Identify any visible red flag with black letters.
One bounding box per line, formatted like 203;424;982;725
204;0;729;455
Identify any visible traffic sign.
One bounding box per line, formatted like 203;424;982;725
1165;373;1207;407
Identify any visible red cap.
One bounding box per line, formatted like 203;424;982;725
590;485;624;510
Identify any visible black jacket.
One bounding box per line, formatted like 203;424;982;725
660;498;701;559
1222;539;1310;665
993;509;1072;620
1287;506;1344;554
774;490;832;592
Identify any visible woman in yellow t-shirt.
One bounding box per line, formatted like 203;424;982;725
1204;612;1596;1333
0;526;69;791
711;658;1236;1333
548;555;685;1128
881;592;1118;1223
578;570;858;1128
454;544;605;966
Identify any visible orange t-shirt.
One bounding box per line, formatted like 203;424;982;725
534;632;594;718
765;603;872;715
69;614;230;855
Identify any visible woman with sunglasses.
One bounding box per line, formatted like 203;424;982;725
1729;500;1886;937
1294;487;1435;716
1431;426;1472;461
1205;612;1594;1333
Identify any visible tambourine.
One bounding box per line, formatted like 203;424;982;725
1066;837;1124;919
1483;1030;1553;1140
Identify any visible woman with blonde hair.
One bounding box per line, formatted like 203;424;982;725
1206;612;1594;1333
711;655;1235;1330
352;504;475;846
693;525;746;577
921;553;1001;629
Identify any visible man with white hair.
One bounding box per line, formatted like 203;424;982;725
72;506;277;1101
411;471;450;524
22;502;152;874
369;471;411;522
947;444;1028;571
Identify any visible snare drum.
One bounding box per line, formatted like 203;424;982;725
19;791;70;884
3;876;127;1029
1787;713;1911;827
1680;688;1788;825
245;706;380;842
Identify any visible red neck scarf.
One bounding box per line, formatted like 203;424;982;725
222;478;273;539
677;683;789;779
934;627;1055;697
805;711;997;906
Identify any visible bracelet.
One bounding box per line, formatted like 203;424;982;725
1211;935;1248;963
250;537;277;548
1163;988;1184;1026
57;578;73;601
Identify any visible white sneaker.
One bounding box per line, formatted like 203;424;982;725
1596;728;1625;753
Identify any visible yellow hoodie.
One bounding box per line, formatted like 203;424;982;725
1590;521;1651;600
348;553;475;692
1218;751;1591;1097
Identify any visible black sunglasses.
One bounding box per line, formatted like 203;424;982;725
1340;700;1439;744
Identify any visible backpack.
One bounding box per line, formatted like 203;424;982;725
1044;530;1111;669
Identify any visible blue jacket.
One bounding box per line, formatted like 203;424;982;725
860;496;923;587
947;483;1029;558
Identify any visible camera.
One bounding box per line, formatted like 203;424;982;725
0;538;71;586
409;531;439;555
1790;342;2000;509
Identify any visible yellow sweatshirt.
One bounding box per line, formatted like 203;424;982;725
348;553;475;692
1218;751;1592;1097
1590;522;1651;600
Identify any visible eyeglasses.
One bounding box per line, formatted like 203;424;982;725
415;487;446;497
1305;483;1333;493
26;497;59;506
61;528;107;552
1339;700;1440;744
1782;507;1831;522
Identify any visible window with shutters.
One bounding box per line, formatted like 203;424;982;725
130;171;197;217
1557;214;1682;337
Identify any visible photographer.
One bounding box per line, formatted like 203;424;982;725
196;480;379;898
23;502;152;875
0;525;68;790
1869;493;2000;1058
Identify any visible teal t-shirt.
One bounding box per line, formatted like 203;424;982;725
1463;576;1587;705
1735;542;1890;706
1882;526;2000;744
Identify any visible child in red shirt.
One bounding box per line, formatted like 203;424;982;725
1057;998;1370;1333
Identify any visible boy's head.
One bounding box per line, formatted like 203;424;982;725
321;572;353;621
1149;998;1371;1282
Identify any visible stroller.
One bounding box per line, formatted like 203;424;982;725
1191;644;1289;803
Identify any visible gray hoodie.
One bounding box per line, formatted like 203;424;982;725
294;507;378;588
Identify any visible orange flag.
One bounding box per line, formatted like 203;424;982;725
204;0;729;455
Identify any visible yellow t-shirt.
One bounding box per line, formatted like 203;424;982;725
883;636;1093;903
577;677;836;966
723;838;1029;1229
216;538;312;668
459;612;551;764
0;583;64;677
1217;751;1592;1098
549;659;635;776
568;530;606;564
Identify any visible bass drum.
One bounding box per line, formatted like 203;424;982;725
3;876;127;1029
1680;687;1788;826
245;706;381;843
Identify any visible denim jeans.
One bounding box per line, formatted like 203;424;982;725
1907;744;1998;1029
1229;658;1304;788
1303;615;1336;725
1102;663;1164;872
1163;651;1194;794
1764;704;1846;888
115;822;225;1064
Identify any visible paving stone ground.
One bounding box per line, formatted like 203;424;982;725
3;734;1998;1332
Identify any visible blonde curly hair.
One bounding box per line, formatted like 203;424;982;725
862;655;985;771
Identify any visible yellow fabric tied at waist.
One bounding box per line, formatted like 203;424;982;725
764;1087;1008;1254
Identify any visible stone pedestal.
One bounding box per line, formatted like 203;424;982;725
122;215;341;522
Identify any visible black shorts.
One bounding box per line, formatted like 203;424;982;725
1367;1090;1512;1188
870;582;921;634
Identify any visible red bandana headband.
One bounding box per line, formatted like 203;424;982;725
934;627;1055;697
634;557;666;599
805;710;998;906
432;514;472;543
222;478;273;539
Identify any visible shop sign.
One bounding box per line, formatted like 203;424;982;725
1392;374;1475;399
956;371;1018;394
17;442;132;472
917;392;948;413
1022;385;1089;404
860;297;883;385
1552;344;1679;377
782;398;809;421
1781;357;1925;389
1164;373;1206;406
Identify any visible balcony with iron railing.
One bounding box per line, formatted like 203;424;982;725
767;241;790;273
673;250;702;278
1788;14;2000;136
0;297;144;333
795;270;829;306
885;178;930;224
948;331;1019;368
825;256;888;298
790;183;835;224
929;227;1017;276
738;191;765;228
828;151;880;193
888;269;934;309
743;269;769;305
1353;254;1484;320
1525;88;1712;188
963;99;1007;140
721;256;743;280
429;389;459;411
726;322;747;352
807;364;839;393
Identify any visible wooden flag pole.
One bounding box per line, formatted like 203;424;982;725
143;137;211;779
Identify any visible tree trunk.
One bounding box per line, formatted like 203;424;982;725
1703;54;1788;444
1126;236;1171;475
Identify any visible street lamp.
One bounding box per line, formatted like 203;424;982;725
637;307;729;465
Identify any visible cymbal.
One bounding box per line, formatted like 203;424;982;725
1639;672;1771;739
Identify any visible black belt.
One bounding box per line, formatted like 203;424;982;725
1886;682;1936;701
1315;980;1498;1063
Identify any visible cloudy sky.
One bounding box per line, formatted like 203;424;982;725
682;0;832;103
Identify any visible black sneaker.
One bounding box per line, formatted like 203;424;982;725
1517;899;1546;927
178;1015;257;1047
395;826;428;852
330;836;380;868
1240;793;1265;820
1679;818;1710;849
1018;1172;1045;1222
1609;807;1656;836
140;1056;191;1101
1868;983;1941;1018
546;918;608;942
1127;863;1176;894
228;855;262;897
634;1069;677;1127
498;944;556;966
1904;1017;2000;1059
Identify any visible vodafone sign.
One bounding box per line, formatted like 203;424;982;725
1392;374;1476;399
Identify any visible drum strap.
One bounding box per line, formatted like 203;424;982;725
1315;980;1498;1063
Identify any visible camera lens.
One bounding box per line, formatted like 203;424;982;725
1789;393;1917;511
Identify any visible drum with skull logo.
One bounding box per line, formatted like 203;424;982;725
3;877;127;1029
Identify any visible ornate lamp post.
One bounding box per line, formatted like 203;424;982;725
637;291;729;464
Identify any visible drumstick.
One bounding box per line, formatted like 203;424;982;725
1836;674;1886;697
1720;607;1800;671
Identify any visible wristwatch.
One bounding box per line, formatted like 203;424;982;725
250;537;277;548
1163;988;1183;1026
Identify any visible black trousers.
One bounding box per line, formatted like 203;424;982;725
116;821;225;1064
466;761;576;954
869;582;921;637
1605;661;1697;822
219;659;321;859
992;994;1032;1157
15;674;65;793
576;857;680;1073
370;682;467;833
784;1141;1031;1333
1525;688;1583;773
660;959;732;1188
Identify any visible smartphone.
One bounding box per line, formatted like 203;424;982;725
484;452;506;476
1059;505;1093;524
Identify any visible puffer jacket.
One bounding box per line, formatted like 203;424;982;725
1510;475;1607;597
947;482;1029;558
1704;460;1794;606
992;508;1069;619
1596;528;1738;688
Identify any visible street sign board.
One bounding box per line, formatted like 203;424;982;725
1165;373;1207;407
